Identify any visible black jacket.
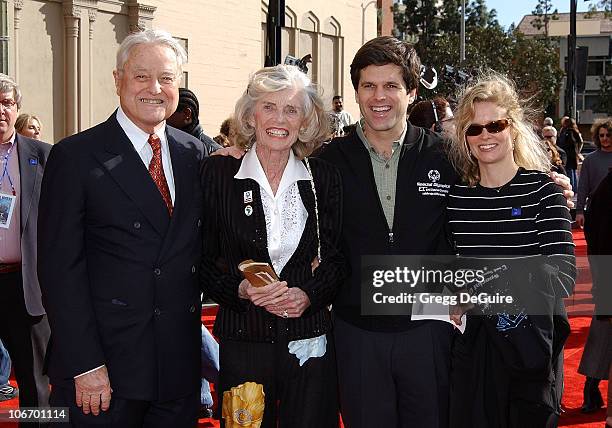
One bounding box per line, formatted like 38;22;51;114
200;155;347;342
317;123;458;332
584;170;612;318
38;114;205;402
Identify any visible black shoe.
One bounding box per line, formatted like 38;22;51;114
580;377;603;413
0;384;18;402
199;405;214;419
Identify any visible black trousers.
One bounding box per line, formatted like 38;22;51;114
0;270;51;428
49;384;199;428
334;315;454;428
218;332;339;428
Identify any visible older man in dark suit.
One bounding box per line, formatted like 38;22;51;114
38;29;205;427
0;73;52;424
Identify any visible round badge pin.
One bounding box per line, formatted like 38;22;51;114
244;205;253;216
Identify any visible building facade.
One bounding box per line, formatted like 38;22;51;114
1;0;390;143
518;12;611;128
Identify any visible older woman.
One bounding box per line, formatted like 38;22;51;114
446;73;576;427
15;113;42;140
200;65;346;428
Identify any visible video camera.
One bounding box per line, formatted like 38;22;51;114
284;54;312;74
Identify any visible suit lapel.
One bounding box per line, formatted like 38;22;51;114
92;114;169;237
157;130;194;258
236;176;272;265
16;135;39;233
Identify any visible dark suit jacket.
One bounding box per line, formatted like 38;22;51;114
38;113;205;402
584;170;612;318
200;155;347;342
16;134;52;316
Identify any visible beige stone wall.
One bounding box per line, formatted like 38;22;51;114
7;0;376;143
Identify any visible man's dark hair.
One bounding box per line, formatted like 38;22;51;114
332;95;342;101
177;88;200;121
350;36;421;92
408;97;450;129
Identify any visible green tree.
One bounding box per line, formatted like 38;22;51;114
596;76;612;114
465;0;500;30
584;0;612;18
531;0;559;37
393;0;440;45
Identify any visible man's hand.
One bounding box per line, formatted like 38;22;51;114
549;171;574;209
211;146;245;159
75;365;112;416
449;301;474;326
576;212;585;229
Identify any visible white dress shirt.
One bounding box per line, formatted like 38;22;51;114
116;107;176;203
235;144;310;274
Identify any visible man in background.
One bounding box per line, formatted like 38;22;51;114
330;95;354;136
0;73;52;425
166;88;221;156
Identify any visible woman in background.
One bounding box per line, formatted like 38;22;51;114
15;113;42;140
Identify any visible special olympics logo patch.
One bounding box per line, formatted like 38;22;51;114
428;169;441;182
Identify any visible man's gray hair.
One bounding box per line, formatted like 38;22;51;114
542;125;557;137
116;29;187;74
0;73;22;110
543;117;554;127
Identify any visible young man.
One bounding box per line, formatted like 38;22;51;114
319;36;573;428
318;36;457;428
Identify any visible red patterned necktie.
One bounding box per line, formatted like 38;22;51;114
147;134;173;215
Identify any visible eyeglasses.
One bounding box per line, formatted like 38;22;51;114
599;133;610;138
543;134;556;140
466;119;512;137
0;99;17;110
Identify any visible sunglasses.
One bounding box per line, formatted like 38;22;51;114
466;119;512;137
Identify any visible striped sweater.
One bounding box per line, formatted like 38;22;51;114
447;168;576;299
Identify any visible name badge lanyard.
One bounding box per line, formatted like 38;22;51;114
0;143;16;196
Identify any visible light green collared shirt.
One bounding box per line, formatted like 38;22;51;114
356;121;407;229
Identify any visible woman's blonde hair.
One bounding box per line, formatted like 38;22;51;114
15;113;42;134
448;71;549;186
233;64;329;159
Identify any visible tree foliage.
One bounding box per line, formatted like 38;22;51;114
596;76;612;114
531;0;559;37
392;0;564;111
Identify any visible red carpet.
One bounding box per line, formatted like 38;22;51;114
0;231;607;427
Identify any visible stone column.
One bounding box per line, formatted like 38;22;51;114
87;9;96;126
12;0;22;79
63;3;80;136
127;1;156;33
0;0;8;75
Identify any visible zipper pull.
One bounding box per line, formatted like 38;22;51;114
388;232;394;244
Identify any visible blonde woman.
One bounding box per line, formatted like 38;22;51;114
15;113;42;140
447;73;576;428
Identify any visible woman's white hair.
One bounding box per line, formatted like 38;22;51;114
233;64;329;159
116;29;187;74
